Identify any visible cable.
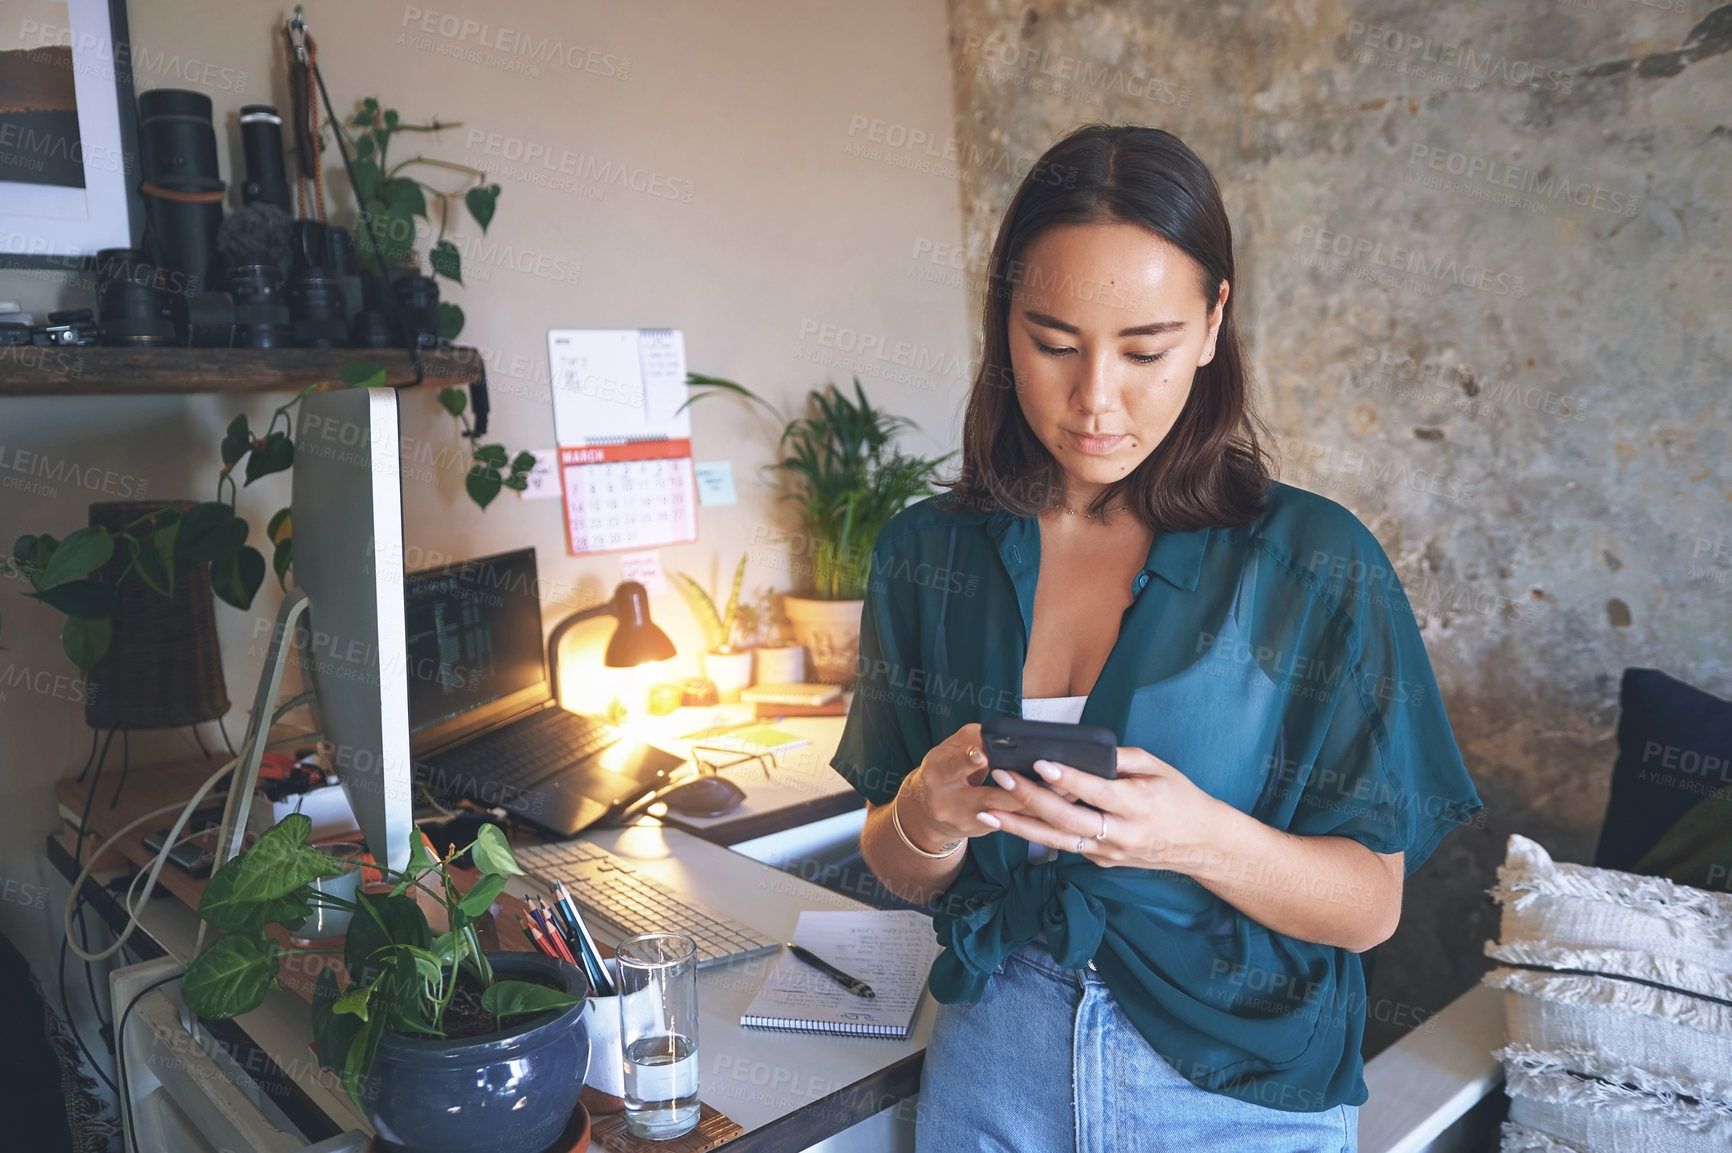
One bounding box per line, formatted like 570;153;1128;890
57;890;118;1097
64;687;319;964
76;890;110;1030
73;728;116;866
273;690;318;722
74;726;98;783
62;757;237;964
115;971;183;1153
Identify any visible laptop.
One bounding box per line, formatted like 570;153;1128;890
404;547;685;835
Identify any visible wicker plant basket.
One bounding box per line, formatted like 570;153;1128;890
83;500;230;731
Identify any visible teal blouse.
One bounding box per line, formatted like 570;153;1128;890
831;482;1483;1112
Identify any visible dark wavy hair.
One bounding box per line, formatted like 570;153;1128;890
944;124;1271;530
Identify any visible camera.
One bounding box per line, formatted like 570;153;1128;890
34;310;100;347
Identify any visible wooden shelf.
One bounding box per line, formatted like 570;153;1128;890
0;345;483;398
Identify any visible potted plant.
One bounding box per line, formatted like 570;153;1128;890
683;375;952;684
744;588;805;685
178;815;587;1153
673;552;755;702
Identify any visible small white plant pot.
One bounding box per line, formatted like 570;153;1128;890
701;648;755;703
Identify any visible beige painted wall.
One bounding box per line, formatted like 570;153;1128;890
0;0;970;978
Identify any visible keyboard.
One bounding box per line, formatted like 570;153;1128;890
515;839;781;969
429;708;622;792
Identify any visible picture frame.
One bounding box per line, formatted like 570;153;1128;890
0;0;144;269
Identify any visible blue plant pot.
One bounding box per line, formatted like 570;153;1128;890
366;951;589;1153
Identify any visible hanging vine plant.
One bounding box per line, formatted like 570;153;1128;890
335;96;531;505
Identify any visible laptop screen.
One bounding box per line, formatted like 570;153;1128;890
404;549;548;735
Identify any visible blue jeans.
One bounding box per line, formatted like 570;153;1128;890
915;941;1358;1153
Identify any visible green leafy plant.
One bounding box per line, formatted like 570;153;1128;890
336;97;531;506
179;814;581;1113
672;553;749;652
682;375;952;599
732;584;788;649
0;362;384;671
434;386;536;508
340;96;499;344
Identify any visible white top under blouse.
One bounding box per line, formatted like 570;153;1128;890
1021;696;1087;861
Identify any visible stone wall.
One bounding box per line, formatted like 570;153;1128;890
943;0;1732;1054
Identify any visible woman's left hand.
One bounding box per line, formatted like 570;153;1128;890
981;747;1228;872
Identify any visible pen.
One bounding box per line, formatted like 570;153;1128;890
553;880;616;996
786;943;874;999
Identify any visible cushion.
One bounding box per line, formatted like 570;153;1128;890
1634;781;1732;893
1485;834;1732;1004
1486;967;1732;1107
1484;835;1732;1152
1501;1065;1732;1152
1593;668;1732;874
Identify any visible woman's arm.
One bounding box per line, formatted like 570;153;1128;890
980;753;1404;952
1177;807;1403;953
860;786;967;908
859;724;1031;909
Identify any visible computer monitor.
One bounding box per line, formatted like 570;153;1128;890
289;387;414;871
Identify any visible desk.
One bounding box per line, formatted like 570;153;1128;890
624;708;862;846
49;757;921;1152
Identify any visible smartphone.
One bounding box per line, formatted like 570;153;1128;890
980;717;1118;782
142;813;224;878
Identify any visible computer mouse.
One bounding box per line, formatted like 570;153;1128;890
662;776;747;818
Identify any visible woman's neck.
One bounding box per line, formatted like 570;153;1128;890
1045;477;1121;520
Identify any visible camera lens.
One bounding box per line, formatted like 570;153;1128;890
228;264;292;349
95;248;175;346
348;310;395;348
138;90;225;299
289;277;347;348
391;271;442;350
238;105;291;214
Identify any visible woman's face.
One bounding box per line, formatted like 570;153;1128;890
1007;221;1228;498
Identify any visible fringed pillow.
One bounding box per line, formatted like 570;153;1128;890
1484;835;1732;1152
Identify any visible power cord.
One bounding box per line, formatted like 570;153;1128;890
57;888;118;1097
62;758;236;964
62;689;326;965
114;971;183;1153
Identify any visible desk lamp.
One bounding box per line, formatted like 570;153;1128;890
547;581;677;708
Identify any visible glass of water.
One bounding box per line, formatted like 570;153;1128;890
616;932;700;1139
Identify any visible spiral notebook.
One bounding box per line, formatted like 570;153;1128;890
740;910;941;1038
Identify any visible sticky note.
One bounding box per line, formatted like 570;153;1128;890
619;550;668;594
695;460;737;506
518;448;561;500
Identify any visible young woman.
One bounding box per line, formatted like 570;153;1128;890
831;125;1483;1152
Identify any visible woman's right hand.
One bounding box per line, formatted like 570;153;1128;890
896;723;1027;848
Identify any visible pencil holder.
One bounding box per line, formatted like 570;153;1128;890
583;959;627;1098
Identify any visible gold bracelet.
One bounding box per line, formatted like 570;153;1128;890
891;788;963;859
